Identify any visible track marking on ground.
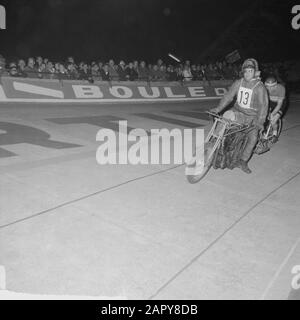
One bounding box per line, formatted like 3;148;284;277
1;101;299;299
1;122;299;230
0;164;182;230
148;170;300;299
260;237;300;300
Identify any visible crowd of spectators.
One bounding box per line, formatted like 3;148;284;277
0;54;242;82
0;54;297;84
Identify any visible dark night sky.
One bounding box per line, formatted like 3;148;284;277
0;0;299;63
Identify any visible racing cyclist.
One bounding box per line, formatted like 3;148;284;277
264;75;286;142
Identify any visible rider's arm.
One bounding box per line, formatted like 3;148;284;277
271;99;284;116
256;85;269;130
214;80;240;113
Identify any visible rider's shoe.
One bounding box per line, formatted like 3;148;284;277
271;135;278;143
237;160;252;174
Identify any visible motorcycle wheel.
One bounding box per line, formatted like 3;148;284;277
185;142;214;184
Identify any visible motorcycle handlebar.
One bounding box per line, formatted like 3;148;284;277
206;110;247;127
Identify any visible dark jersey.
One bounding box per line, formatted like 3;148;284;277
217;77;269;127
267;83;286;112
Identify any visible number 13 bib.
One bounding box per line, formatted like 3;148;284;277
237;87;253;109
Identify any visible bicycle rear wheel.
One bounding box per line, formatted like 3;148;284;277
277;117;283;137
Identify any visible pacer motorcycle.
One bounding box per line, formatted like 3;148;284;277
185;111;282;184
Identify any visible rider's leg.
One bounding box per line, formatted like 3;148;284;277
272;120;279;136
238;127;259;174
225;110;254;173
269;101;281;137
270;112;282;143
241;128;259;162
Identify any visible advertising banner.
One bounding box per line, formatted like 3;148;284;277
0;77;231;103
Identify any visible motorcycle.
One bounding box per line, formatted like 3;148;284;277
185;111;282;184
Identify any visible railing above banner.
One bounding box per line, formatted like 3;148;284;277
0;67;236;83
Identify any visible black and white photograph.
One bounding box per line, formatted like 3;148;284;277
0;0;299;302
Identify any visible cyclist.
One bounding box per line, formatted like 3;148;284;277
211;58;269;173
264;75;286;142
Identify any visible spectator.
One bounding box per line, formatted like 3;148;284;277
185;60;191;68
54;62;60;74
157;59;163;68
37;62;47;79
175;65;183;81
210;64;218;79
0;54;6;76
100;64;110;81
57;63;69;80
78;62;91;81
44;61;57;79
108;59;119;81
117;60;127;81
98;61;104;71
149;64;160;81
182;65;193;81
133;60;139;73
67;56;75;64
17;59;27;77
36;56;43;69
138;61;149;81
66;63;79;80
91;62;101;81
24;57;39;78
9;62;19;77
125;62;138;81
191;64;199;80
166;65;177;81
205;63;216;80
215;63;223;79
78;61;84;71
157;65;167;81
197;65;206;81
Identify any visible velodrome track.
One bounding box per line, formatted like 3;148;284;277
0;98;299;299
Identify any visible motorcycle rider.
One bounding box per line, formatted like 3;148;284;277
211;58;269;173
264;75;286;142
